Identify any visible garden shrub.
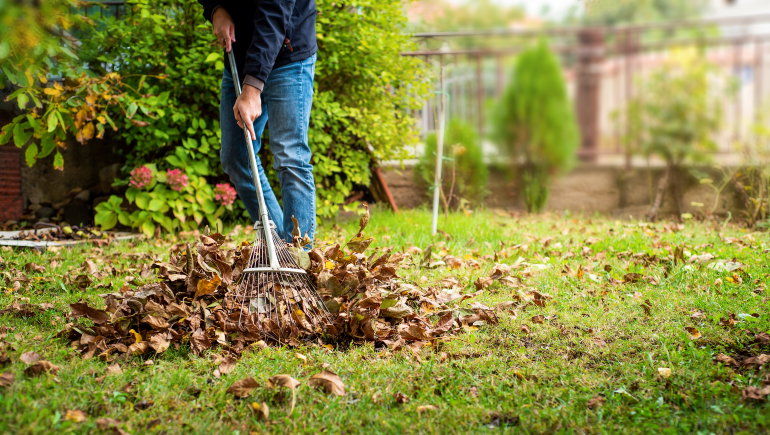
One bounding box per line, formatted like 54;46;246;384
2;0;428;235
622;49;725;221
415;119;488;208
492;40;579;213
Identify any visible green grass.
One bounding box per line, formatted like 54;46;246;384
1;208;769;434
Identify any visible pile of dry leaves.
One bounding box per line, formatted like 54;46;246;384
55;218;522;364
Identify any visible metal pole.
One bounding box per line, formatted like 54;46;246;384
431;67;446;236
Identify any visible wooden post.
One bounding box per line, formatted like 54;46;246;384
575;28;605;162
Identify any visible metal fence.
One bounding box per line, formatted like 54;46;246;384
403;14;770;163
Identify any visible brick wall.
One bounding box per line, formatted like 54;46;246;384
0;145;23;221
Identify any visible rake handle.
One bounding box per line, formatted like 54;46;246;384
227;50;281;270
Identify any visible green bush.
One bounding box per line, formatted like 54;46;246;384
2;0;428;234
492;40;579;213
415;119;488;208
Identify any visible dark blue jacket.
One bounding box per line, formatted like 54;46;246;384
198;0;317;84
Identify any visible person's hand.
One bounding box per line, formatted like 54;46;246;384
234;85;262;140
212;7;235;52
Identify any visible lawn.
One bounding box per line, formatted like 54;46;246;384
1;208;769;434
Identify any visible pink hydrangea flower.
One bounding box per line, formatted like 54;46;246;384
129;165;153;189
214;183;237;206
166;168;189;192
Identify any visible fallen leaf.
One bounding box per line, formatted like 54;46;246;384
218;355;237;375
24;360;59;377
531;315;545;324
742;385;770;401
684;326;702;340
251;401;269;421
394;392;409;404
520;324;531;334
134;400;153;410
106;363;123;376
226;377;260;398
0;371;13;388
586;396;605;409
754;333;770;344
416;404;439;413
19;351;40;365
658;367;672;378
715;353;738;367
64;410;87;423
194;275;221;299
308;370;345;396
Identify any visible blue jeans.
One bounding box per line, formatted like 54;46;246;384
220;54;317;243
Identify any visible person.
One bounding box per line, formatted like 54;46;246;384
198;0;318;243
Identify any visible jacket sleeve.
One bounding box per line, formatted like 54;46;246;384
243;0;295;84
197;0;221;23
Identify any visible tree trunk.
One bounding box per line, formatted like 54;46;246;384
669;165;685;221
647;164;671;222
732;176;754;225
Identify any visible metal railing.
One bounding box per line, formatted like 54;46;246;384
403;14;770;163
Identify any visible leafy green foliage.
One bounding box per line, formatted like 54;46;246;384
415;119;488;208
311;0;429;217
623;50;724;166
4;0;426;230
579;0;708;25
493;40;579;213
0;1;163;170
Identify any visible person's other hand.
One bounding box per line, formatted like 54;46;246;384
234;85;262;140
212;7;235;52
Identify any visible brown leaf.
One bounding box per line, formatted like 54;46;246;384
308;370;345;396
106;363;123;376
0;371;14;388
531;315;545;324
267;374;300;391
64;409;87;423
24;263;45;273
218;355;237;375
70;302;111;324
742;385;770;401
741;354;770;368
623;273;643;283
149;332;171;354
520;324;531;334
754;332;770;344
394;392;410;404
20;351;41;365
715;353;738;367
587;396;605;409
190;328;212;356
226;377;260;398
134;400;153;410
416;404;439;413
24;360;59;377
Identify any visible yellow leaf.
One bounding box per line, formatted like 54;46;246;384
64;409;87;423
25;70;34;87
54;81;64;91
85;93;97;105
43;88;61;97
38;74;48;84
325;261;334;269
81;122;95;141
130;329;143;343
97;115;106;124
194;275;221;299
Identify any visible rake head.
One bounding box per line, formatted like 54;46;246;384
235;221;330;340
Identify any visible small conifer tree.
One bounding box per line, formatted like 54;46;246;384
493;40;579;213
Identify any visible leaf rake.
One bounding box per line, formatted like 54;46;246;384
226;50;329;340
